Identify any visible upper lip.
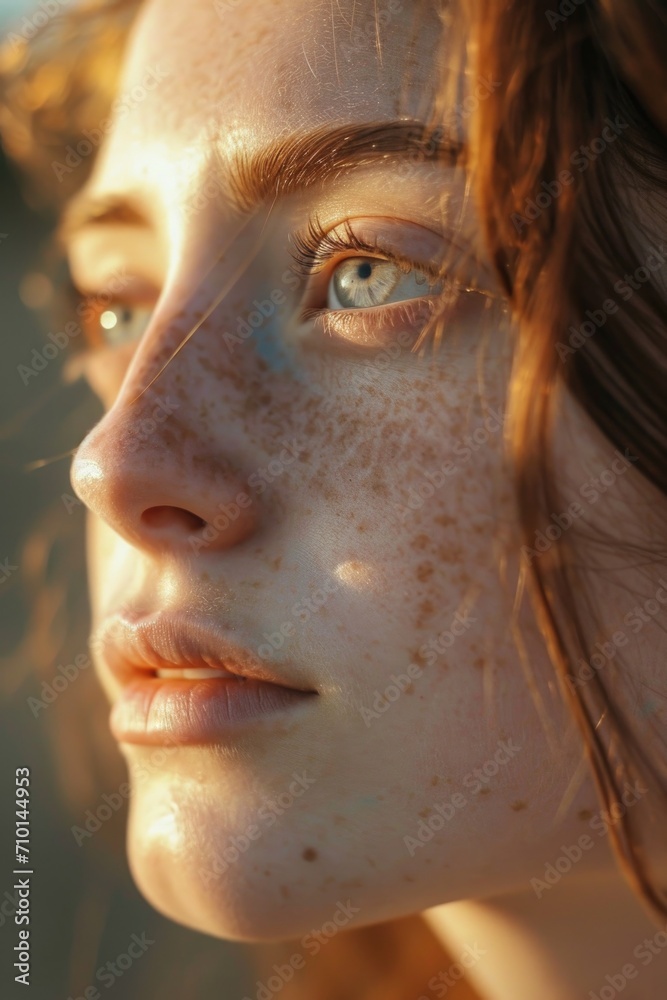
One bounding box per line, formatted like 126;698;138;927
93;610;314;692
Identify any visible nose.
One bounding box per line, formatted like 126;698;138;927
71;385;259;556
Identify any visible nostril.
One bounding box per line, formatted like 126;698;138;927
141;505;206;533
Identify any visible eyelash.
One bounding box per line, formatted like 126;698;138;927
290;217;431;281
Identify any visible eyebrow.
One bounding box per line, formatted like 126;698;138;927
58;196;149;244
228;120;464;210
60;120;464;241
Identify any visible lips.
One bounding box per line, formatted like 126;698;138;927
94;611;316;746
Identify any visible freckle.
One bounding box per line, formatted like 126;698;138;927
416;599;435;628
437;544;463;564
403;874;415;882
578;808;593;821
357;522;368;533
435;514;455;528
413;533;430;551
419;808;431;818
478;788;491;796
416;561;434;583
431;776;440;786
333;815;347;826
271;556;282;570
302;847;318;862
263;869;272;876
510;801;527;812
365;856;377;868
473;657;485;669
404;683;414;694
280;884;291;899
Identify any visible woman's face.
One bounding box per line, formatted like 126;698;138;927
68;0;623;940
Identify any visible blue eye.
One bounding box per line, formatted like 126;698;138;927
96;303;152;346
327;256;435;310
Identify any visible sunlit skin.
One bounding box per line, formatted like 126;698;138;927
66;0;667;997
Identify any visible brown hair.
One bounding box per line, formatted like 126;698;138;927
468;0;667;920
2;1;667;996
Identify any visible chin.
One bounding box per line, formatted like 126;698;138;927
123;775;366;943
126;847;273;942
124;788;289;941
126;824;298;941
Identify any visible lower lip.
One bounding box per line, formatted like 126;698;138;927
110;675;315;746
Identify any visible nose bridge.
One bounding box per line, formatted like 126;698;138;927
99;306;201;454
120;196;275;406
111;212;267;430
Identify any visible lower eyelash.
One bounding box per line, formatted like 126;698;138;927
304;295;441;347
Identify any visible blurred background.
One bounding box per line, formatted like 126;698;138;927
0;3;257;997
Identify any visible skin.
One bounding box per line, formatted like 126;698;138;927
66;0;667;996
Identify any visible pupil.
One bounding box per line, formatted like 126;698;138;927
356;261;372;280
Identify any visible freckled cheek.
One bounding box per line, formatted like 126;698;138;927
295;377;501;537
261;376;507;660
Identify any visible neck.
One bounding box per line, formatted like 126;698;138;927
424;872;667;1000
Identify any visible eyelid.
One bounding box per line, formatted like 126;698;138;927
290;216;449;283
69;274;159;305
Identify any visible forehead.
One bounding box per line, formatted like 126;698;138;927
90;0;444;197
